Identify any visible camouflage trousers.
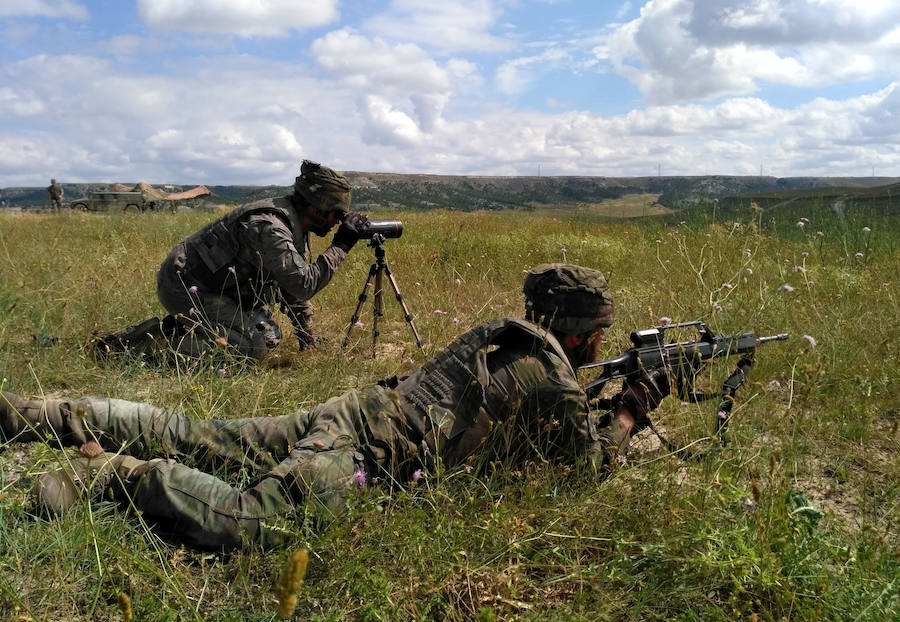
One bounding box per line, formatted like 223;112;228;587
156;243;281;360
1;390;396;550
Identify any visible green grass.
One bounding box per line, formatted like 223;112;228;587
0;202;898;620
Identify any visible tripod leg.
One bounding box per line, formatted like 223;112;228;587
372;266;384;358
383;262;423;348
342;263;378;348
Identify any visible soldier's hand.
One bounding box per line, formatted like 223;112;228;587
331;212;370;252
617;366;671;425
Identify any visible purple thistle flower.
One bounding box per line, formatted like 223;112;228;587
216;368;227;377
354;320;364;328
353;469;367;488
412;469;424;482
188;307;196;315
452;317;460;325
616;454;627;465
189;285;198;294
659;316;672;325
718;410;728;420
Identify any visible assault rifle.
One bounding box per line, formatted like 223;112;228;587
581;321;788;447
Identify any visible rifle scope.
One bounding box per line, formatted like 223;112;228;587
361;219;403;239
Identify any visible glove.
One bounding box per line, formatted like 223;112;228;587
617;366;671;426
331;212;370;252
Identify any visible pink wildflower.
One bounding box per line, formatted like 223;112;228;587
412;469;424;482
354;320;364;328
189;285;198;294
217;368;227;377
778;284;795;292
434;309;448;315
353;469;367;488
658;316;672;325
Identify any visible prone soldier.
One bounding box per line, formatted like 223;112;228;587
2;264;670;550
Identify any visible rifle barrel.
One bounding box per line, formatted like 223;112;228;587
757;333;789;344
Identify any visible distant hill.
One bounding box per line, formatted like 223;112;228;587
3;174;899;211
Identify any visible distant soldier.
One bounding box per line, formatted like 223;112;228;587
47;179;64;211
97;160;369;360
2;264;670;550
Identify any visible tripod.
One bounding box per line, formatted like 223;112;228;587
343;234;423;357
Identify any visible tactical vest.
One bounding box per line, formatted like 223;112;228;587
181;197;306;289
395;318;574;463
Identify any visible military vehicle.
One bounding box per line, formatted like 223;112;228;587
70;190;166;212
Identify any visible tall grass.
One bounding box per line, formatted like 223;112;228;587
0;202;897;620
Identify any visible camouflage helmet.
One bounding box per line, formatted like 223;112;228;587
294;160;351;213
523;263;615;334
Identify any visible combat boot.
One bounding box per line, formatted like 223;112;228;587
33;452;162;514
1;391;67;443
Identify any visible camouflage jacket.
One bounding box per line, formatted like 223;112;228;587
391;318;603;469
178;196;346;325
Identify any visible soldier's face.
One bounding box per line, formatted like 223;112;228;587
564;328;606;367
301;204;342;236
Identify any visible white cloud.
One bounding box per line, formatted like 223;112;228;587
363;0;513;53
604;0;900;104
0;0;87;19
496;48;569;94
311;29;461;94
136;0;339;37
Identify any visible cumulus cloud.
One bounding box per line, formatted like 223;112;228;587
136;0;339;37
311;29;479;140
363;0;513;53
312;29;462;94
603;0;900;104
0;0;88;19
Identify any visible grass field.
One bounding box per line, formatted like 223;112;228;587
0;199;898;621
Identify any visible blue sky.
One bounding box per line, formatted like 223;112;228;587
2;0;900;186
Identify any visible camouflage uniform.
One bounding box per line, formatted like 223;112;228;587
3;321;612;550
47;180;63;211
2;264;623;550
157;196;346;358
155;161;353;359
